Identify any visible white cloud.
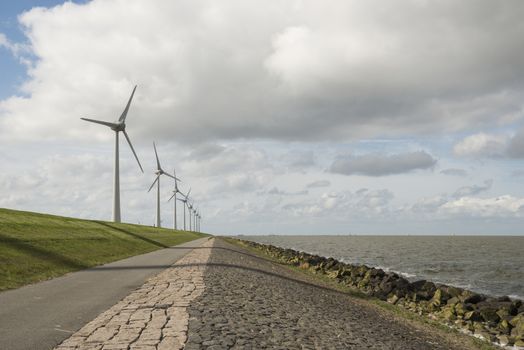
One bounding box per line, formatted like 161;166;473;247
441;196;524;218
2;1;524;143
453;179;493;198
329;151;437;176
453;133;509;157
453;129;524;159
1;1;524;234
507;128;524;158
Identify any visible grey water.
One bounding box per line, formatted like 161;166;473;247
241;235;524;300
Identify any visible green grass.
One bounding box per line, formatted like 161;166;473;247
0;208;208;291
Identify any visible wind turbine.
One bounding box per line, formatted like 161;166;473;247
193;206;198;232
193;207;199;232
167;168;183;230
187;201;194;231
148;142;178;228
177;188;191;231
81;85;143;223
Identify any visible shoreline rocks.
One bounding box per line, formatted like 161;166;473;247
234;238;524;348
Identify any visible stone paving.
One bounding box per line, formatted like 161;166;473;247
54;238;213;350
185;239;476;350
52;237;482;350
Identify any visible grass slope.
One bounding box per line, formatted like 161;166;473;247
0;208;207;291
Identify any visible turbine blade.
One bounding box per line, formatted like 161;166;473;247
118;85;137;122
173;168;182;183
81;118;117;128
148;175;159;192
186;188;191;198
167;192;176;202
153;142;161;170
164;172;181;181
123;130;143;173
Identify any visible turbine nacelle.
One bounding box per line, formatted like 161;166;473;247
110;122;126;132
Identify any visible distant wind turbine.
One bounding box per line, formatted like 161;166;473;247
177;188;191;230
187;201;194;231
192;206;198;232
81;85;143;223
167;168;183;230
148;142;178;228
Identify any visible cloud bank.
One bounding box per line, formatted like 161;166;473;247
329;151;437;176
1;0;524;143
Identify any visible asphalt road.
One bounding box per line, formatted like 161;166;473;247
0;237;209;350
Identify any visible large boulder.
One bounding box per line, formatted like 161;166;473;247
479;308;501;323
430;288;451;307
510;313;524;338
464;310;483;322
461;291;485;304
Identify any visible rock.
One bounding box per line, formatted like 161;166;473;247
441;285;463;298
446;296;460;306
464;310;483;322
299;262;310;270
479;308;501;323
462;292;485;304
496;334;512;347
387;294;399;305
440;306;456;321
391;278;410;298
497;319;512;335
510;313;524;327
510;317;524;338
378;281;394;296
431;289;445;307
454;303;467;317
474;328;494;342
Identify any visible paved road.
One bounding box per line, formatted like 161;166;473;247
185;239;478;350
0;237;209;350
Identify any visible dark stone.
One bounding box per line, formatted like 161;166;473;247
479;308;501;323
464;310;483;322
463;293;485;304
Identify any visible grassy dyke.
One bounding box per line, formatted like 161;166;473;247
224;237;499;350
0;208;208;291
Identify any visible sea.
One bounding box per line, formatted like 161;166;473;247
240;235;524;300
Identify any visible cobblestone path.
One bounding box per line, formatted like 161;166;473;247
54;238;213;350
185;238;472;350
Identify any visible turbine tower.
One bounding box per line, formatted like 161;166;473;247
187;201;194;231
81;85;143;223
148;142;178;228
167;168;183;230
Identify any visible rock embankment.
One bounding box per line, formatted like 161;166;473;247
236;239;524;348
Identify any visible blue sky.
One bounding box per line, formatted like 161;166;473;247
1;0;523;235
0;1;66;98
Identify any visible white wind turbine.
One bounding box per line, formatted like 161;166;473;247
187;201;194;231
177;188;191;231
192;206;198;232
148;142;178;228
81;85;143;223
167;168;183;230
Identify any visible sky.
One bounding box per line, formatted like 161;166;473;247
1;0;523;235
